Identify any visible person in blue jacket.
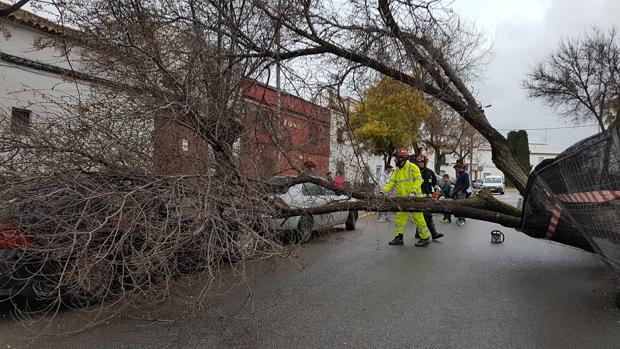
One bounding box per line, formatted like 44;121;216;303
452;163;470;226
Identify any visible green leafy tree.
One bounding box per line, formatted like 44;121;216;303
350;77;431;166
506;130;531;186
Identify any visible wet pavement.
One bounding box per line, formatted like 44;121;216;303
1;192;619;348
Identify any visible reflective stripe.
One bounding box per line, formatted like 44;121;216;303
393;176;422;183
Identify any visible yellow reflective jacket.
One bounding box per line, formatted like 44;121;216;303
383;161;423;197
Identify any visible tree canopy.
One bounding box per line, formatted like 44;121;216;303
350;78;431;165
524;27;620;131
201;0;530;193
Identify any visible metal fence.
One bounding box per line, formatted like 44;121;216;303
521;126;620;279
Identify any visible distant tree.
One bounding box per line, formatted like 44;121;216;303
452;121;487;171
506;130;531;186
524;27;620;131
350;77;431;166
420;101;462;173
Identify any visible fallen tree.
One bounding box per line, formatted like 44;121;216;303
210;0;531;193
269;174;594;252
280;195;521;228
268;175;521;228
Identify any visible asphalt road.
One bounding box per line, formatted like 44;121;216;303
1;192;619;348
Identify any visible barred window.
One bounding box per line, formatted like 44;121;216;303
11;107;31;134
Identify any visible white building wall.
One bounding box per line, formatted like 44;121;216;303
427;146;502;181
0;20;79;70
0;19;86;115
529;144;562;169
427;143;562;183
1;16;155;173
328;108;384;184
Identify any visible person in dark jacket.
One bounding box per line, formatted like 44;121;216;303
414;155;444;240
452;163;470;226
440;173;452;223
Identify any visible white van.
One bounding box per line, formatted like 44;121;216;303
482;176;505;194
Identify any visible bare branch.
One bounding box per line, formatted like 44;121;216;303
0;0;30;16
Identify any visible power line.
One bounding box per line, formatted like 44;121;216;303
496;124;599;131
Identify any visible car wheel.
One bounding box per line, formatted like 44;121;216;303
62;261;118;308
345;211;358;231
500;190;505;195
293;215;314;244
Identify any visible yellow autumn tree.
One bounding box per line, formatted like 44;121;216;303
350;77;431;165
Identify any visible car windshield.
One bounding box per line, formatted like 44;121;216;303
484;177;502;184
263;176;296;194
302;183;328;196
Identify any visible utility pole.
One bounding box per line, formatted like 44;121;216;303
274;0;282;174
469;134;474;180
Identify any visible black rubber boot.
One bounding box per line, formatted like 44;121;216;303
432;232;445;240
415;237;430;247
389;234;404;245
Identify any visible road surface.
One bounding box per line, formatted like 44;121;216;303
1;191;618;348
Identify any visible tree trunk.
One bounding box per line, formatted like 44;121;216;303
431;145;441;173
461;109;529;193
277;195;521;228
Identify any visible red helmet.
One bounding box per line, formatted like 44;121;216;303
417;155;429;164
395;150;410;159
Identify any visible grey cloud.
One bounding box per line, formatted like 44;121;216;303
474;0;619;149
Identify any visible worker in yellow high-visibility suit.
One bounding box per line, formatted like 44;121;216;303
383;150;431;247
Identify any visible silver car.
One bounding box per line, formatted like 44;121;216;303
268;179;358;244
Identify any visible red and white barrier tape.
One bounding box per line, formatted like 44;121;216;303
545;205;563;240
545;190;620;240
555;190;620;203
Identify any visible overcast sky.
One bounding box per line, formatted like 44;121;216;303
19;0;619;149
452;0;620;150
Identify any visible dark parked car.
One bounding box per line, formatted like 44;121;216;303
0;220;36;297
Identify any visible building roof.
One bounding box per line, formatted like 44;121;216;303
529;144;562;155
0;2;67;35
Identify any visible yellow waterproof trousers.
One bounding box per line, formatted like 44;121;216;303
393;211;430;239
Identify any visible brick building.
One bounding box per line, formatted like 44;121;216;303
241;81;331;178
151;81;331;177
153;117;212;175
